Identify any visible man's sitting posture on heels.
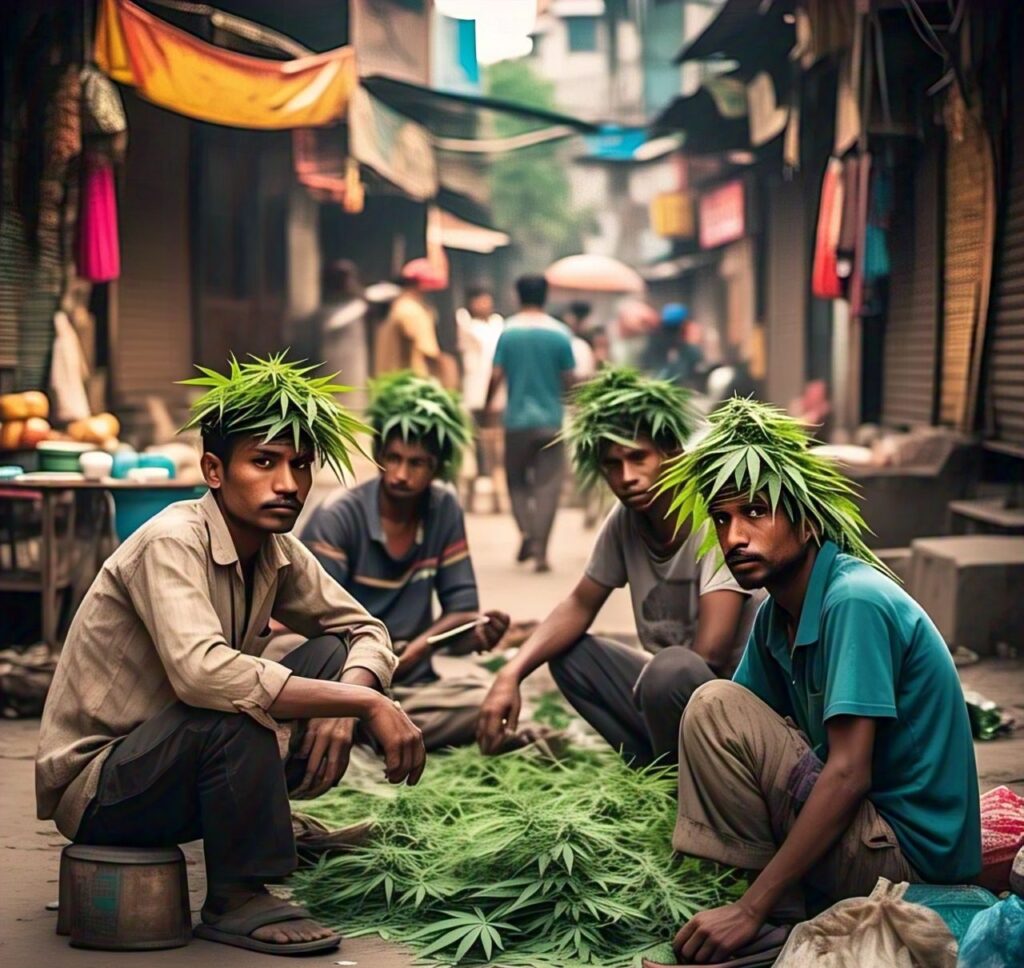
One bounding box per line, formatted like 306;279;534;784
36;355;425;957
649;399;979;967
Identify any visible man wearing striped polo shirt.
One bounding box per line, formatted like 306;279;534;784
301;374;510;751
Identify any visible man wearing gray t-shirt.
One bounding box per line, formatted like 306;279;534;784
477;368;758;764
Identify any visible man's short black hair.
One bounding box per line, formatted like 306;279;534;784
569;300;592;320
202;426;244;467
596;425;683;461
321;259;362;301
515;274;548;308
466;285;492;303
201;427;313;467
374;427;446;471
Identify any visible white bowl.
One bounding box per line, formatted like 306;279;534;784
79;451;114;480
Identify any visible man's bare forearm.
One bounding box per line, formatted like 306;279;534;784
740;764;869;918
269;675;384;720
501;596;594;684
395;611;479;675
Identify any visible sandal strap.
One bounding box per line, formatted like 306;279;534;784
205;895;315;938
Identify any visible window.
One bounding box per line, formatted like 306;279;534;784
566;16;598;53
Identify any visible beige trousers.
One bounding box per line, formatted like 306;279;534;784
391;676;489;751
674;680;917;920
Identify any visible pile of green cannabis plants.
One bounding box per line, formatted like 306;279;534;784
291;746;741;967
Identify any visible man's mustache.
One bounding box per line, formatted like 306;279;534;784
726;551;763;567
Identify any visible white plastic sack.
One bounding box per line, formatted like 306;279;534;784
775;878;957;968
49;310;91;423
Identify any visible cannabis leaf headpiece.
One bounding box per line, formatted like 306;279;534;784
561;367;700;490
657;396;893;577
179;352;370;479
366;371;473;482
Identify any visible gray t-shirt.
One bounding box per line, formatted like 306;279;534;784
585;503;747;653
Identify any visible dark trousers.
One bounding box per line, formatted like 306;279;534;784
549;635;715;766
503;427;564;561
75;635;348;887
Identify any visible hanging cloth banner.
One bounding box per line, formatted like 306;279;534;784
350;87;438;201
94;0;356;129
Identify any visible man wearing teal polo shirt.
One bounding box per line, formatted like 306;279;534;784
485;274;576;573
652;399;980;967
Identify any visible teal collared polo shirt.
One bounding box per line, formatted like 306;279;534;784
733;541;981;883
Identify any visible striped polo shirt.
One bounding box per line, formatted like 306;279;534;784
301;479;479;662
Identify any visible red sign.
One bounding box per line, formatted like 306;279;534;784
699;180;745;249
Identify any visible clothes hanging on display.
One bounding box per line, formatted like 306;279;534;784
94;0;357;129
812;157;844;299
75;153;119;283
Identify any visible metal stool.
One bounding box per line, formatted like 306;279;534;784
57;844;192;950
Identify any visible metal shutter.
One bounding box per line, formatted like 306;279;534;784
882;141;940;426
765;174;807;408
112;93;193;404
985;52;1024;450
942;98;992;429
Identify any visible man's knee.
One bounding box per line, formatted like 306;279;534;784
680;679;750;743
278;634;349;680
548;635;601;687
636;648;714;712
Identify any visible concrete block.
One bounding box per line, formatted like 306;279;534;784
908;536;1024;656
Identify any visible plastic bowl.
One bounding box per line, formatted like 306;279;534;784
113;486;207;541
37;441;94;473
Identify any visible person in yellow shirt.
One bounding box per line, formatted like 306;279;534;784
374;261;444;379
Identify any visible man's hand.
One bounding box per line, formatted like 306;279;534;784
673;901;764;965
476;671;522;755
473;610;510;652
291;717;356;800
362;694;426;785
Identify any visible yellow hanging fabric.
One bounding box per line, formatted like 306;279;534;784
94;0;356;129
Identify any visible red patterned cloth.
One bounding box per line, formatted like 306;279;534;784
977;786;1024;893
981;786;1024;864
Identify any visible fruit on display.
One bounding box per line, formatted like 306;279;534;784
0;390;49;420
68;412;121;445
0;420;25;449
0;397;122;451
0;417;53;449
20;391;49;418
20;417;52;446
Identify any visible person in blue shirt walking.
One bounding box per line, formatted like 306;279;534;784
485;274;577;573
652;398;980;967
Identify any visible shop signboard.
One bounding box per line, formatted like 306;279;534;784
650;190;695;239
699;179;745;249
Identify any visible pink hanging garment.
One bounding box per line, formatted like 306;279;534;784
811;156;844;299
76;154;120;282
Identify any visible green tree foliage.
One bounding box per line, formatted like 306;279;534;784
485;60;591;258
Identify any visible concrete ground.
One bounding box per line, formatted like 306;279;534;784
2;502;1021;968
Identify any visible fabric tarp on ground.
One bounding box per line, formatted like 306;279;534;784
94;0;356;129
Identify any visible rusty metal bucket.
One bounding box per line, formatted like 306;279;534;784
57;844;191;950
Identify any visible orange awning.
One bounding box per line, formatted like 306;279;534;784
95;0;356;129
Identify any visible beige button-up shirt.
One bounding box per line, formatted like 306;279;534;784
36;491;396;838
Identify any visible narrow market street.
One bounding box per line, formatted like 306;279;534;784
4;0;1024;964
2;501;1023;968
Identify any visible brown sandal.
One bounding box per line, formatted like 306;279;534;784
194;893;341;956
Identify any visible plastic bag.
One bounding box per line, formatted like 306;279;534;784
775;878;957;968
957;895;1024;968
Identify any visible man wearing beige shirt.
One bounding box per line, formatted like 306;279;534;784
36;356;425;957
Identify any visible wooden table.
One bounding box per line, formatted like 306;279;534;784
0;478;203;651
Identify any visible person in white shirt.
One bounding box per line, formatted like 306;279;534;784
456;286;505;486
